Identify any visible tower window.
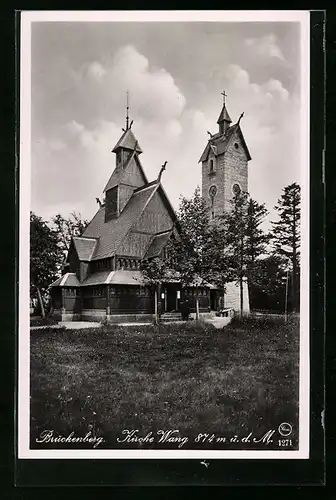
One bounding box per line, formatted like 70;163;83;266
234;142;239;149
105;185;118;222
209;185;217;220
232;183;242;196
209;156;216;175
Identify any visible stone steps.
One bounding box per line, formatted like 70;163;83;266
160;312;182;323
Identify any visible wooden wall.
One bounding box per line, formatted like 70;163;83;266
183;288;210;312
80;261;89;282
108;285;153;314
62;288;81;313
82;286;106;310
52;284;211;315
51;288;62;310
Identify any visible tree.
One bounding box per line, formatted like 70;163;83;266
249;255;287;312
270;182;301;312
52;211;89;257
218;192;269;316
245;198;270;279
140;187;231;321
140;249;177;324
169;187;231;319
30;212;63;317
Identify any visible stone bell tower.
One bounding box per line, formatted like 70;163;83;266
198;91;252;313
199;91;251;221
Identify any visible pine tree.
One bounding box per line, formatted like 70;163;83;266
270;182;301;313
249;255;287;312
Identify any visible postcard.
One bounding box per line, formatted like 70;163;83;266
18;10;310;461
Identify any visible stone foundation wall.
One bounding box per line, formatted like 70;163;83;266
106;314;153;324
224;281;250;314
81;309;107;322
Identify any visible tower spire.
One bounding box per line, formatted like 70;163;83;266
126;91;130;130
217;90;232;135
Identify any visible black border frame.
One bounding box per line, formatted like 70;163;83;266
10;9;326;488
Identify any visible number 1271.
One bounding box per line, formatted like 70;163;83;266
278;439;292;447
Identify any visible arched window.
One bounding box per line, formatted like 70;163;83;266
232;183;242;197
208;154;216;175
209;185;217;220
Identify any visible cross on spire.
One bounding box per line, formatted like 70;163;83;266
221;90;227;105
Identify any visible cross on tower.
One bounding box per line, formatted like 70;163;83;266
221;90;227;105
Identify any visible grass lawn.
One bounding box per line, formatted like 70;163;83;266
30;316;300;451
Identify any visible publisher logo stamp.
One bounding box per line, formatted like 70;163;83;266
278;422;292;437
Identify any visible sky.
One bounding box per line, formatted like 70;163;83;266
30;19;303;226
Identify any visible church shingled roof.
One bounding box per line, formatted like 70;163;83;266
73;237;97;261
217;105;232;124
49;273;80;287
103;152;148;193
199;126;235;163
81;270;145;286
82;183;159;260
143;231;171;259
198;123;251;163
112;128;143;153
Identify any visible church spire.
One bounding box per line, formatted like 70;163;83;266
126;91;130;130
217;90;232;135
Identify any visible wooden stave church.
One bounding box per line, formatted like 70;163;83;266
49;96;251;322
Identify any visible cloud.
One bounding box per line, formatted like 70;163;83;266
223;64;290;127
107;45;186;123
66;45;187;128
245;34;285;61
86;61;107;81
31;42;299;227
63;120;85;136
47;138;66;152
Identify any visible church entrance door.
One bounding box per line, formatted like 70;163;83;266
210;290;218;311
162;284;181;312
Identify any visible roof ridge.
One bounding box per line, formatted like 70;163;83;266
155;229;172;236
73;235;98;241
133;180;158;194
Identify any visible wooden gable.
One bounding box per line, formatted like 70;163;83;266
135;189;174;234
226;126;251;161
